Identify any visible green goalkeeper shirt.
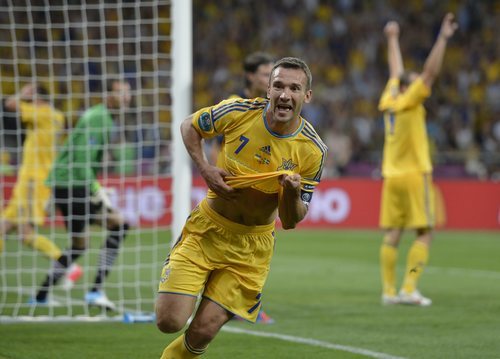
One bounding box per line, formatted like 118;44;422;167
47;104;114;189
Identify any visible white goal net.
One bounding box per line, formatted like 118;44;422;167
0;0;191;322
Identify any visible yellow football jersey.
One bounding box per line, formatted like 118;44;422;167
192;97;327;199
18;102;65;179
378;77;432;177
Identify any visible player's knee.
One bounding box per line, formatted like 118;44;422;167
156;313;186;333
187;320;219;344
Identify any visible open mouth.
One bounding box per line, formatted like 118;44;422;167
276;104;293;113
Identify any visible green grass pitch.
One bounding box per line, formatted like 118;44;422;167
0;229;499;358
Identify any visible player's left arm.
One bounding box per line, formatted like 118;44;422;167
278;148;326;229
278;173;307;230
5;84;35;111
421;13;458;88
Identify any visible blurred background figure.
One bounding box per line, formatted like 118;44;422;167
0;83;82;289
378;14;458;306
32;79;132;309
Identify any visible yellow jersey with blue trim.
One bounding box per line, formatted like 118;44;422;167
18;102;65;179
192;97;327;200
378;77;432;177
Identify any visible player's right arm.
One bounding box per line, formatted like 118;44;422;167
180;115;236;200
384;21;404;79
5;84;35;111
378;22;403;112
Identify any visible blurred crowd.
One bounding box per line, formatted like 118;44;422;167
1;0;499;180
193;0;500;180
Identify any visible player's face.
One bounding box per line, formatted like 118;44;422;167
250;63;273;97
267;67;312;128
111;81;132;109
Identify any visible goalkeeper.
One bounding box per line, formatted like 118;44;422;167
32;79;132;310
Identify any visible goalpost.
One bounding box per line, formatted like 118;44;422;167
0;0;192;322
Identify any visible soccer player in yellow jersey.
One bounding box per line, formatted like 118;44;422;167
0;85;76;272
214;51;276;324
156;57;327;358
208;51;274;165
378;14;458;306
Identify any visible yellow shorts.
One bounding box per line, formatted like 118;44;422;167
380;173;435;229
2;176;51;226
158;199;275;322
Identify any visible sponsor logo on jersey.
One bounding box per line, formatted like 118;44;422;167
198;112;212;132
255;145;271;165
259;145;271;155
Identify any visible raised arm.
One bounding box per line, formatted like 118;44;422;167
421;13;458;88
5;84;35;111
384;21;404;79
180;116;235;200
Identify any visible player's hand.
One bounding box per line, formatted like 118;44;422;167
439;13;458;40
279;173;301;194
200;165;238;201
19;84;35;101
90;186;115;212
384;21;400;38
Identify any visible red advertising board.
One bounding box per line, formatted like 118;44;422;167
191;177;500;230
2;176;499;230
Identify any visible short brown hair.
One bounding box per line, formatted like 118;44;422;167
271;57;312;91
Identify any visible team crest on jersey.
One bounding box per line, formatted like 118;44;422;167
198;112;212;132
277;158;298;171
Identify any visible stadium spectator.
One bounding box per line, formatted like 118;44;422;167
156;57;327;358
191;1;500;179
31;79;132;310
378;14;458;306
0;83;82;287
1;2;499;177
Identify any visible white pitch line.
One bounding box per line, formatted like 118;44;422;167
221;326;407;359
426;266;500;279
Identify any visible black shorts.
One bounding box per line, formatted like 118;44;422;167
54;186;102;234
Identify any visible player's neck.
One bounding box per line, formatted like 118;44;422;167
265;111;301;136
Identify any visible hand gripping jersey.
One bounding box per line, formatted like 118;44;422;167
192;97;327;205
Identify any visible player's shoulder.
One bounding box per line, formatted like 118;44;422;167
299;119;328;154
217;96;267;108
211;97;268;120
81;104;112;123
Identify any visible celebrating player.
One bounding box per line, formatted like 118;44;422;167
156;57;327;358
210;51;276;324
0;83;82;287
378;14;458;306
